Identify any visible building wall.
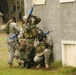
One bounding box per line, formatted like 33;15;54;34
24;0;76;61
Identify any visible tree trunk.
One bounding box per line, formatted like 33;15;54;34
0;0;24;23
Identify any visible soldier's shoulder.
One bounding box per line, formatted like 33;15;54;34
10;22;17;25
10;22;17;27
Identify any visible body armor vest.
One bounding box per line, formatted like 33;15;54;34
24;25;38;39
36;42;46;53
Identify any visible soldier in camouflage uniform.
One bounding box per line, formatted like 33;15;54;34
0;16;20;67
14;39;27;67
21;15;41;68
34;29;53;69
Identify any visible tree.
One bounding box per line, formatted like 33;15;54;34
0;0;24;23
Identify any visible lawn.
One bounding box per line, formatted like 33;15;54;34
0;33;76;75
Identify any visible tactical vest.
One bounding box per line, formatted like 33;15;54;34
24;25;38;39
36;42;46;53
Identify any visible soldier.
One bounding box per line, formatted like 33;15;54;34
0;16;20;67
34;29;53;69
21;15;41;68
18;16;29;38
14;39;27;68
14;16;29;68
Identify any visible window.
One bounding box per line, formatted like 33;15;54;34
33;0;45;5
62;41;76;67
60;0;75;3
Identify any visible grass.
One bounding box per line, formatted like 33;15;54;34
0;33;76;75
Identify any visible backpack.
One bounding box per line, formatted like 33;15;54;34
6;22;10;34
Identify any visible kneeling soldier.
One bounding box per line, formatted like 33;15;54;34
34;30;52;69
14;39;27;68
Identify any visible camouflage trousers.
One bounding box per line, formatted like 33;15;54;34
7;41;17;64
34;49;52;65
14;42;35;62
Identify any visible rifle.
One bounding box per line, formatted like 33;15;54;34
44;30;53;39
44;30;53;35
27;3;35;19
10;34;20;45
21;4;35;32
26;4;35;22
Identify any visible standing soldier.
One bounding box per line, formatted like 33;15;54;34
0;16;20;67
14;15;30;68
21;15;41;68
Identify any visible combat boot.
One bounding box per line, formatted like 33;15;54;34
45;64;50;69
18;62;22;67
8;63;12;68
18;59;24;68
36;64;41;68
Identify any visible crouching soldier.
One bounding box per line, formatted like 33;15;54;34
14;39;27;68
14;39;35;68
34;30;52;69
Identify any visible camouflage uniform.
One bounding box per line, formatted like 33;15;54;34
15;15;41;68
23;25;38;61
21;15;41;68
14;39;27;67
34;31;53;68
0;21;20;65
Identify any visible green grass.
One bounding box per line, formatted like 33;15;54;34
0;33;76;75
